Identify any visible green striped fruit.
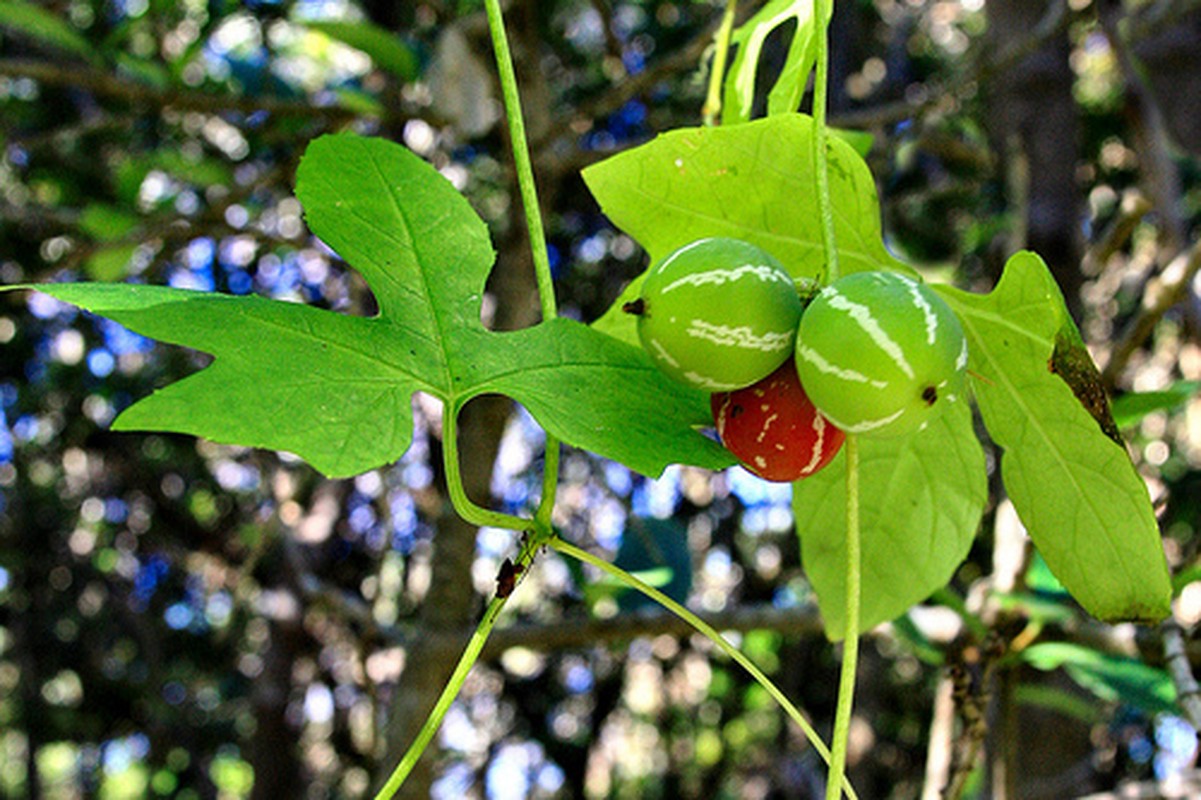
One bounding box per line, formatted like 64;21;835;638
626;237;802;391
796;271;967;437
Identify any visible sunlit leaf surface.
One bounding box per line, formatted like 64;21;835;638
938;252;1171;623
793;402;986;639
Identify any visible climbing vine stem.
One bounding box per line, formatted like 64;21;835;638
826;435;862;800
813;0;839;285
809;2;860;795
482;0;562;526
551;536;860;800
702;0;739;125
380;7;568;787
373;528;548;800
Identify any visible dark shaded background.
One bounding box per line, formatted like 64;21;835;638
2;1;1201;798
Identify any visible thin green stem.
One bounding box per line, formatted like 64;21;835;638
482;0;562;536
812;0;839;285
373;597;505;799
826;435;861;800
378;6;563;796
373;528;548;800
702;0;740;125
442;403;532;532
812;10;858;794
552;536;858;800
484;0;554;319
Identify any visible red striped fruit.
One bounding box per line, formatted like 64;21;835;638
711;360;846;482
796;271;967;437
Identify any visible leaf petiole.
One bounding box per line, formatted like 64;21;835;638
442;403;532;533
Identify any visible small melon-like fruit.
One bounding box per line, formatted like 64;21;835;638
711;360;846;482
627;237;802;391
795;271;967;437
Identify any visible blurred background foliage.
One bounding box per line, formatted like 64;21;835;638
2;0;1201;798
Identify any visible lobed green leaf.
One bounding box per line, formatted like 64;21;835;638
721;0;824;125
793;401;987;640
11;134;732;479
937;252;1172;623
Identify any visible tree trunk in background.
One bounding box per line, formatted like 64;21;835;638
1135;9;1201;159
376;277;542;800
983;3;1096;796
249;611;308;799
985;0;1084;322
375;3;552;793
10;479;45;800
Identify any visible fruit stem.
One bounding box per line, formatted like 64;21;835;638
826;433;861;800
552;535;860;800
702;0;740;125
812;0;839;285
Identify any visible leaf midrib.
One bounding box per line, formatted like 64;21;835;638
366;145;456;392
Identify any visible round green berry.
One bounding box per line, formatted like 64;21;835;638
795;271;967;437
628;237;802;391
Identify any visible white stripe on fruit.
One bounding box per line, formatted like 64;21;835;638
686;320;794;351
796;345;888;388
823;287;916;379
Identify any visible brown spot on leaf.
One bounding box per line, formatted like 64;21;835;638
1050;329;1123;446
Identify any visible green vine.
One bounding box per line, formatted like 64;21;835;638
811;2;860;796
373;528;550;799
482;0;563;530
388;2;854;797
551;537;860;800
372;2;564;794
702;0;739;125
826;435;861;799
483;0;555;318
812;0;840;286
